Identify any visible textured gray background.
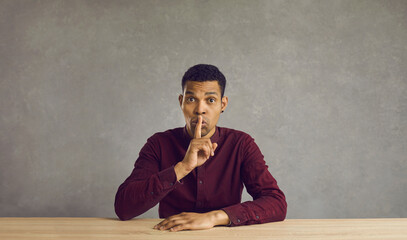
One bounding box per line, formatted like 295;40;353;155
1;0;406;219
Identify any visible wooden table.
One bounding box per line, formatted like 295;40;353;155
1;218;406;239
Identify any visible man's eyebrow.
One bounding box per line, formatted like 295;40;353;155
184;91;219;96
205;92;219;96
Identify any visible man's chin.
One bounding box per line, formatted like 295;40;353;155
189;126;208;137
200;127;213;137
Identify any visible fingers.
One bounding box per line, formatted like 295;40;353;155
170;224;190;232
154;213;187;231
193;139;216;158
194;115;202;139
213;143;218;153
153;212;215;232
202;144;212;159
209;143;218;157
206;141;217;157
155;220;189;232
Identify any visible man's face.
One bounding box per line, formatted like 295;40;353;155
179;81;228;138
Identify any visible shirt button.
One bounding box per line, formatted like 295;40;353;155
199;180;203;184
256;216;259;219
170;183;173;186
150;192;154;195
237;219;241;223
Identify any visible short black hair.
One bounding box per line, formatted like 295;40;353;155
181;64;226;97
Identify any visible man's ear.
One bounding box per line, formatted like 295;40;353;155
178;94;183;108
221;96;228;112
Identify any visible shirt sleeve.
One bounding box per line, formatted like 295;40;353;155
221;135;287;226
114;135;180;221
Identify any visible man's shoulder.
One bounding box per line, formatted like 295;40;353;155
218;126;253;141
150;127;184;136
148;127;185;141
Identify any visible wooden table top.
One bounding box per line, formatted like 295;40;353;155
1;218;406;239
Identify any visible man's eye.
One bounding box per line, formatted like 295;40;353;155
187;97;195;102
208;98;215;103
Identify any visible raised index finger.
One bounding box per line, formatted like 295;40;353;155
194;115;202;139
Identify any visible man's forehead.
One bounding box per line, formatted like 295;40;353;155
184;81;221;95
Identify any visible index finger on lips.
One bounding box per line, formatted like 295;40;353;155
194;115;202;139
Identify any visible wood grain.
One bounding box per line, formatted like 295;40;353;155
1;218;406;240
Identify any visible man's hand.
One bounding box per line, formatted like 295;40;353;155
174;115;218;181
153;210;230;232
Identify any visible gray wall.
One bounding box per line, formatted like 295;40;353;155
1;0;406;219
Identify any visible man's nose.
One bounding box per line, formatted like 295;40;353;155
194;101;206;115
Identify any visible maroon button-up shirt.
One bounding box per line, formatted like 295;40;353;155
114;126;287;226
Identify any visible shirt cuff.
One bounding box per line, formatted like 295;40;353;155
157;166;180;190
221;204;247;227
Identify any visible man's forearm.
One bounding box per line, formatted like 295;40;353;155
174;161;197;181
115;167;179;221
221;191;287;226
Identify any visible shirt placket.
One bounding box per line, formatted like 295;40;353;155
195;165;205;210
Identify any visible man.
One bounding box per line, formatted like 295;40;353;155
114;64;287;231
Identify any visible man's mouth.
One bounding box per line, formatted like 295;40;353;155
191;118;207;125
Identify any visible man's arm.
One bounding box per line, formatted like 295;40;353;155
114;137;179;220
221;135;287;226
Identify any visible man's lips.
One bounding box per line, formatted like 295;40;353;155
191;119;207;125
191;122;207;125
